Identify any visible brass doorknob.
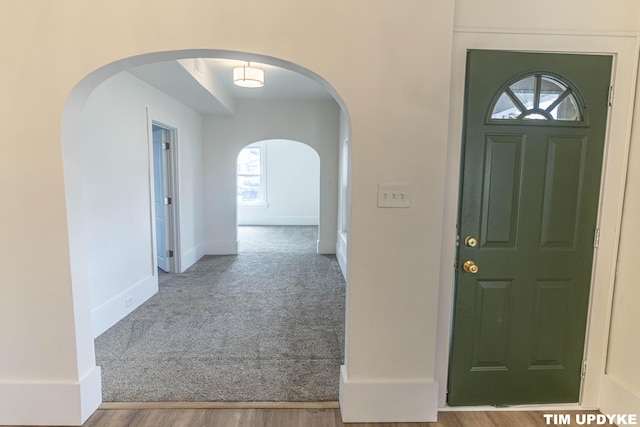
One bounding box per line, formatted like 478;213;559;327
463;260;479;274
464;236;478;247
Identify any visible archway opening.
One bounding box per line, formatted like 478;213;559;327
236;139;321;253
62;50;352;403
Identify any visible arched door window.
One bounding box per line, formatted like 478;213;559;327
489;73;586;123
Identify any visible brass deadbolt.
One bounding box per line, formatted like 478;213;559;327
464;236;478;247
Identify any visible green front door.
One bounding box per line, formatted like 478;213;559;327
448;50;612;406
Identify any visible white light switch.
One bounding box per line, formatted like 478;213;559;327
378;184;411;208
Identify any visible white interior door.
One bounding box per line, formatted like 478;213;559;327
153;125;168;272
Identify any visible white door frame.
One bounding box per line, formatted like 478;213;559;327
147;108;181;275
436;30;639;409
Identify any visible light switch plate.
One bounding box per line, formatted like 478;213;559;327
378;184;411;208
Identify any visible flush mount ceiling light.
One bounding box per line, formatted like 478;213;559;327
233;62;264;88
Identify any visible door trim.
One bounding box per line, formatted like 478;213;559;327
147;108;182;275
436;31;639;408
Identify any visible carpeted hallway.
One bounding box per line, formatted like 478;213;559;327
94;226;346;402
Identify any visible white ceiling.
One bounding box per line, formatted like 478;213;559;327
128;58;334;115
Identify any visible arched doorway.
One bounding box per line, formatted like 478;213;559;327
236;139;321;252
63;50;351;404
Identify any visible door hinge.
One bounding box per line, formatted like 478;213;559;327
581;360;587;379
166;250;174;258
594;228;600;248
164;197;172;205
162;142;170;150
456;234;460;247
608;86;614;107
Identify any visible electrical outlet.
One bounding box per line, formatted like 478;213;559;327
125;297;133;308
378;184;411;208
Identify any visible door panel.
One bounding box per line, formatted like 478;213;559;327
472;280;513;370
448;50;612;406
481;134;524;247
540;136;585;248
530;280;570;367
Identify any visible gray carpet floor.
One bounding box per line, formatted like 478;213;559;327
94;226;346;402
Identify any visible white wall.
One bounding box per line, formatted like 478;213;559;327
600;66;640;415
454;0;640;32
237;139;320;226
2;1;456;423
2;1;639;425
79;71;205;338
204;99;339;255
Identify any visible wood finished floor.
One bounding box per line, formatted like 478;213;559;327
10;408;612;427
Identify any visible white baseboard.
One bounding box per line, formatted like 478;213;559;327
339;365;438;422
317;239;336;255
0;366;102;426
599;374;640;417
205;239;238;255
237;216;319;226
91;275;158;338
182;241;205;271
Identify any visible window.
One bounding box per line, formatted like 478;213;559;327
490;73;584;123
237;144;266;205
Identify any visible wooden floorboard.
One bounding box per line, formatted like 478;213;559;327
5;408;614;427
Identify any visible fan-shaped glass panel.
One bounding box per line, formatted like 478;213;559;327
550;96;580;121
523;112;548;120
509;75;536;111
539;76;567;110
491;74;583;123
492;92;521;120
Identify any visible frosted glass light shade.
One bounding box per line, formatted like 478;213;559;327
233;65;265;88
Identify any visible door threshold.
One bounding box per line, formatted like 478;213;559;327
100;401;340;410
440;403;585;412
